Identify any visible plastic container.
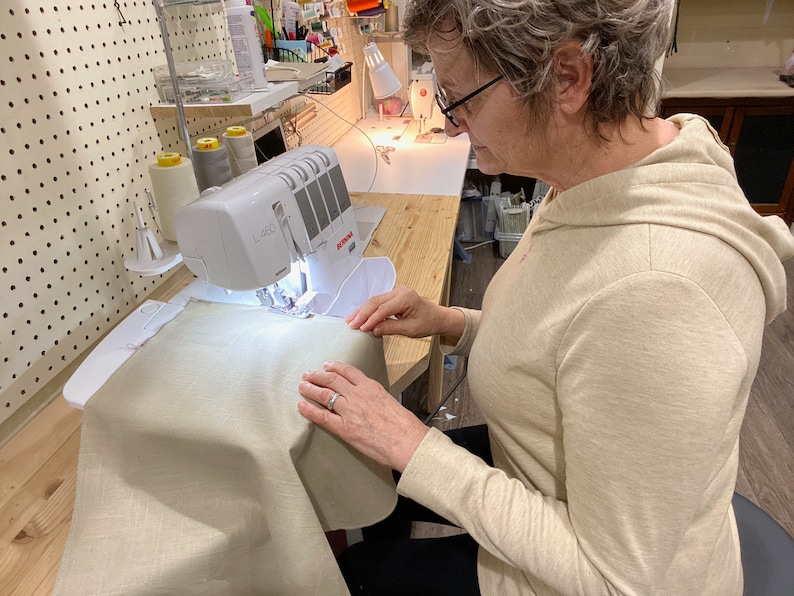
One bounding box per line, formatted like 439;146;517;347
153;59;234;86
153;60;254;103
456;196;494;242
157;74;254;104
494;222;523;258
226;0;269;88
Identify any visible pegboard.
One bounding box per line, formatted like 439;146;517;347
0;0;366;437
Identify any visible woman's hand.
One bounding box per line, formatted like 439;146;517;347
297;360;429;472
345;285;465;340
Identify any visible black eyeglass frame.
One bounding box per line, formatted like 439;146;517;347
435;74;504;127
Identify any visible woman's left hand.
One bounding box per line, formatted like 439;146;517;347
297;360;429;472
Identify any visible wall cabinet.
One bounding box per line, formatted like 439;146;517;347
661;97;794;224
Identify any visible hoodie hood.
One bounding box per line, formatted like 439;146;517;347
533;113;794;323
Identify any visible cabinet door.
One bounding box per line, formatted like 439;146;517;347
661;105;734;143
728;106;794;217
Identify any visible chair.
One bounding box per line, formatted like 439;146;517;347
732;492;794;595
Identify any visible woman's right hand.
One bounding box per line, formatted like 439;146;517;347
345;285;465;340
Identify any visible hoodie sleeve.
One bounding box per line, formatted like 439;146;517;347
398;271;749;595
440;307;481;356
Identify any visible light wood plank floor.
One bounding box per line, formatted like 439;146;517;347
404;240;794;536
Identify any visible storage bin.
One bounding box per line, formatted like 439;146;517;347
308;61;353;94
157;75;254;104
494;223;523;258
153;59;255;104
457;196;495;242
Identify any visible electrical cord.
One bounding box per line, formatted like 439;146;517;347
463;239;496;251
300;92;381;194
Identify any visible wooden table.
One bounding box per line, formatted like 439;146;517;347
0;191;459;595
353;192;460;399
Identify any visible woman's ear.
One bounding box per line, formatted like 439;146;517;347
553;41;592;115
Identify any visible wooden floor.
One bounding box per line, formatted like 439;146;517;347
404;239;794;536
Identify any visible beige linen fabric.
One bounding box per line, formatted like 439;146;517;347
54;300;397;595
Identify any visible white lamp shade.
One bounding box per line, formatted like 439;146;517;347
363;42;402;99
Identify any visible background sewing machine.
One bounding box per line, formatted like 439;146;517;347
63;147;395;409
402;62;447;144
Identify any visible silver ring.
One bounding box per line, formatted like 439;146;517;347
327;391;341;412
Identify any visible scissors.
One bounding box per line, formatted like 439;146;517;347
375;145;395;165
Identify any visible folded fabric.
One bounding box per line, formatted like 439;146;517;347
345;0;381;15
355;6;387;16
55;300;397;595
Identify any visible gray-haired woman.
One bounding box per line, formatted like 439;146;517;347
298;1;794;593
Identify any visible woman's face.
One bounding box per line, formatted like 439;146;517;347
429;38;542;177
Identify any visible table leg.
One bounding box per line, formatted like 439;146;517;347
427;248;454;410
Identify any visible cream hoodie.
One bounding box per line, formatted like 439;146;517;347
398;115;794;595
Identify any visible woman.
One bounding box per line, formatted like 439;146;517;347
298;1;794;594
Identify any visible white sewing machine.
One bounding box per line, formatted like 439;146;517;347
406;62;446;143
63;146;394;409
176;146;384;316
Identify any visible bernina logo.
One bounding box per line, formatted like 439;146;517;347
337;231;354;251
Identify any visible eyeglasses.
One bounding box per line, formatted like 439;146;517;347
435;74;504;127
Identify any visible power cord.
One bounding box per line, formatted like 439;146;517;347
300;92;381;194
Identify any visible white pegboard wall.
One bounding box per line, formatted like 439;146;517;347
159;2;231;64
0;0;235;432
0;1;369;434
289;14;369;148
277;80;364;151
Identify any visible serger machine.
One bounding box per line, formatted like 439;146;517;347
63;146;394;409
175;146;381;317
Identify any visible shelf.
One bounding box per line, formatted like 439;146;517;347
162;0;221;6
662;67;794;100
149;82;299;119
370;32;404;43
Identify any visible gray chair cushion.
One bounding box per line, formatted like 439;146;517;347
732;492;794;596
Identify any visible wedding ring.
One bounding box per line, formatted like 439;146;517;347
327;391;341;413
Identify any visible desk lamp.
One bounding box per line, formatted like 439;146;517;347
363;42;402;101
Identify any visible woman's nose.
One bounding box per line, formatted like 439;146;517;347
445;117;466;137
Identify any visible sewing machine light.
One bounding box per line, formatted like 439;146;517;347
363;42;402;100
